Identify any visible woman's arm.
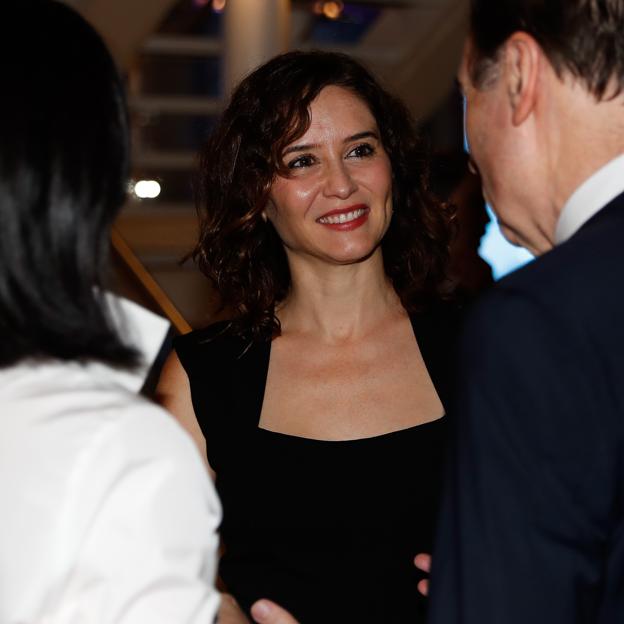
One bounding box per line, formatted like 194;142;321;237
156;353;303;624
155;351;215;478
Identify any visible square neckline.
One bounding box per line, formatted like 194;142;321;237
254;312;446;442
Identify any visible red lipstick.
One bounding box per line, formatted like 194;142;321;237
316;204;369;231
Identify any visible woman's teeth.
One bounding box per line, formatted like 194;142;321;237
318;208;366;224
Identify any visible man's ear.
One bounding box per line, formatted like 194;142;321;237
504;32;540;126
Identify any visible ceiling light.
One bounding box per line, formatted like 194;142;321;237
314;1;344;20
132;180;161;199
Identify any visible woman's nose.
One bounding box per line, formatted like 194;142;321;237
322;161;357;199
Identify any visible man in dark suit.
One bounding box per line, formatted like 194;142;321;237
426;0;624;622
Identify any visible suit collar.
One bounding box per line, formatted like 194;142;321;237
572;188;624;240
555;153;624;244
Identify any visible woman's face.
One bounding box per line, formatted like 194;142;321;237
265;85;393;268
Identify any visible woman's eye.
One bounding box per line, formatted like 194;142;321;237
287;154;316;169
347;143;375;159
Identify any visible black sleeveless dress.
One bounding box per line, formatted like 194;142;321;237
174;305;461;623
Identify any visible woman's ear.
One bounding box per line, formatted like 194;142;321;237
263;196;276;222
504;32;540;126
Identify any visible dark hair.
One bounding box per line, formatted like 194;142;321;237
195;50;454;340
0;0;137;367
469;0;624;99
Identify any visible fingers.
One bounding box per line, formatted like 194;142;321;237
251;599;300;624
414;553;431;597
248;555;435;622
218;593;251;623
413;553;431;573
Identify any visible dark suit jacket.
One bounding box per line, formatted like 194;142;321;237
428;192;624;623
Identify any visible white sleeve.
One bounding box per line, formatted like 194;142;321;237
49;402;221;624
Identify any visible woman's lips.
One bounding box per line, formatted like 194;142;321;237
316;205;369;230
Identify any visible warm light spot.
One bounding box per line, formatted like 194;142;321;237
313;1;325;14
321;1;343;20
133;180;161;199
212;0;226;12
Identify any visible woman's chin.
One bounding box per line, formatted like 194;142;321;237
322;244;380;266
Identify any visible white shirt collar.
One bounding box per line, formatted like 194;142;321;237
555;153;624;244
99;293;171;393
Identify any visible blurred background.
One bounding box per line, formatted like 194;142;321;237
61;0;532;331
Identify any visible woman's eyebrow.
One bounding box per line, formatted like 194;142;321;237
282;143;319;156
344;130;379;143
283;130;379;156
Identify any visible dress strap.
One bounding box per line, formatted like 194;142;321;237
409;305;462;413
229;338;271;430
174;324;271;470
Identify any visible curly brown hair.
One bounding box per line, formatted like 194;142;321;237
194;50;455;340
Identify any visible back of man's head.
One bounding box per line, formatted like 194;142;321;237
469;0;624;100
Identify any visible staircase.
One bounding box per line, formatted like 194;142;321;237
117;2;224;329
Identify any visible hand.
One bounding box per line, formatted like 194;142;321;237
251;599;300;624
414;553;431;596
218;593;251;623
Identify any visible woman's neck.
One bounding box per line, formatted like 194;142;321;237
277;250;404;342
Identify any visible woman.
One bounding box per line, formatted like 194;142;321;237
0;2;222;622
158;51;460;623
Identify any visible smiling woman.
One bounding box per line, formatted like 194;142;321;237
264;85;393;268
156;50;462;623
190;50;454;341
